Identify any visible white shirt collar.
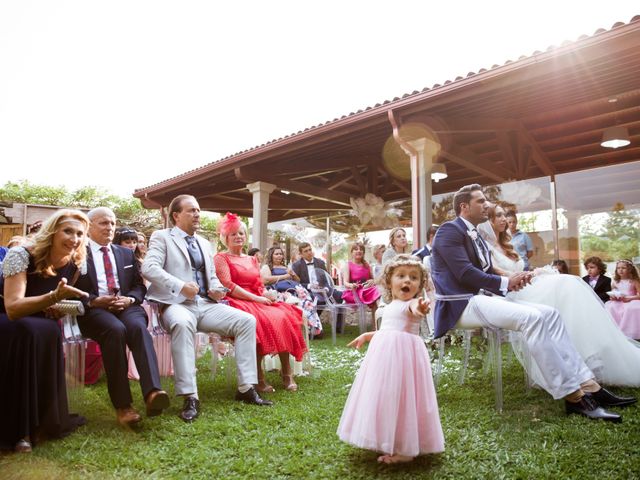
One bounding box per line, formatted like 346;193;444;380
89;238;111;253
459;216;476;232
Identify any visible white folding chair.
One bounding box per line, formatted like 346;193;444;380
310;269;368;345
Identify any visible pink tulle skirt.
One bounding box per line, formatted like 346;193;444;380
606;300;640;339
337;330;444;457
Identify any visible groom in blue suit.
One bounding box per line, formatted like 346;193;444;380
430;184;635;421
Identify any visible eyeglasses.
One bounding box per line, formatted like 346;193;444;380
118;228;137;235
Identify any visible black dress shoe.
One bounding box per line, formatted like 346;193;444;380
235;387;273;406
179;396;200;422
565;394;621;423
591;388;637;408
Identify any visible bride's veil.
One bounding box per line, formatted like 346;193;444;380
477;221;498;247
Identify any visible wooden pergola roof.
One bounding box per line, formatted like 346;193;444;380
134;16;640;228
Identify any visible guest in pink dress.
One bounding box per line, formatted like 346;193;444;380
341;242;381;329
337;254;444;464
605;260;640;340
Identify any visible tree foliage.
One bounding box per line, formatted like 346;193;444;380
0;180;162;234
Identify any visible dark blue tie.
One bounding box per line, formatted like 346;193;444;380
186;236;207;295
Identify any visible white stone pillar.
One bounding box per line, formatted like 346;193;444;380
405;138;439;248
246;181;277;250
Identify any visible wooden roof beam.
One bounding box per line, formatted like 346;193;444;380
441;145;508;183
516;121;556;177
496;131;520;179
234;167;352;207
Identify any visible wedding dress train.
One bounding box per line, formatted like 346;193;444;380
479;224;640;387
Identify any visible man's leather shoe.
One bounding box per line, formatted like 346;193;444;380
591;388;637;408
145;389;170;417
116;406;142;426
235;387;273;406
179;396;200;422
565;394;622;423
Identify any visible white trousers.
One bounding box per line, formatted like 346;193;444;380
162;297;257;395
456;294;593;399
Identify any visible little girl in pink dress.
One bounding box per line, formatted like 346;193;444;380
605;260;640;340
337;255;444;464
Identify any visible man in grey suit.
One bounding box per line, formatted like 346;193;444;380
142;194;272;422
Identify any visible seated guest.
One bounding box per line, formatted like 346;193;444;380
506;211;534;270
215;213;307;393
582;256;612;303
411;225;438;260
552;259;570;274
261;245;322;337
76;207;169;426
0;209;89;452
247;247;264;265
341;241;380;329
143;196;270;422
606;260;640;340
370;244;386;279
136;231;148;259
114;227;145;266
261;246;301;292
292;242;345;331
381;227;410;265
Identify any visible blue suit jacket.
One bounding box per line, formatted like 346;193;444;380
430;217;502;338
77;244;147;307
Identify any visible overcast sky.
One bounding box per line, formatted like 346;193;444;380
1;1;637;197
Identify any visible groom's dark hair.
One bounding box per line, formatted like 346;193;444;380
453;184;482;215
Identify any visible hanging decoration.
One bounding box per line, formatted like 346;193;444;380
349;193;402;229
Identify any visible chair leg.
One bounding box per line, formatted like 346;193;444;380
459;330;472;385
434;336;445;387
330;310;337;345
486;328;503;414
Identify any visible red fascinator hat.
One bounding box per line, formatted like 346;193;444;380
218;212;242;239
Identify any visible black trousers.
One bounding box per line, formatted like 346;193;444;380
78;305;161;409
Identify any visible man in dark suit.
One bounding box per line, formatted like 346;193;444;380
411;225;438;260
430;184;634;421
292;242;344;331
582;256;612;303
77;207;168;426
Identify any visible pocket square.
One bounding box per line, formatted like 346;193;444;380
124;265;133;269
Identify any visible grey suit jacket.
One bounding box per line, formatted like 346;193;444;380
142;227;224;304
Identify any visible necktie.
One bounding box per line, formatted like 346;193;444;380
472;230;489;270
185;236;207;295
306;262;314;266
185;236;203;267
100;246;117;294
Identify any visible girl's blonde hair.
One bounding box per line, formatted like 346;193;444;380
378;254;427;303
31;209;89;277
388;227;408;252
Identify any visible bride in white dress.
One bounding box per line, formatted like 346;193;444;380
477;203;640;387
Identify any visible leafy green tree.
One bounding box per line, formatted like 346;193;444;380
0;180;162;234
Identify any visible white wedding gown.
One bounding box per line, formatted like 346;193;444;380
486;239;640;387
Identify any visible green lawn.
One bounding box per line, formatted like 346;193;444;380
1;328;639;479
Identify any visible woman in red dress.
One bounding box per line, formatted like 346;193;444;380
213;213;307;393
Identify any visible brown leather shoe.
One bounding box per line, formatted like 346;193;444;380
145;390;170;417
116;406;142;426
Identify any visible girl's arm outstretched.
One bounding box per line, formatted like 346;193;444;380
347;332;376;349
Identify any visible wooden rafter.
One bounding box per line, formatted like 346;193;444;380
234;167;352;207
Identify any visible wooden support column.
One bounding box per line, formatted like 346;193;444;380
246;181;276;250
